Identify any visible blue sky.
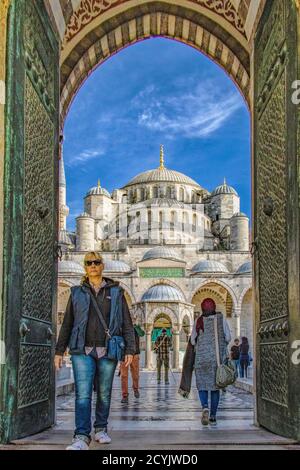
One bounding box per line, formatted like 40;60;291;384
64;38;251;231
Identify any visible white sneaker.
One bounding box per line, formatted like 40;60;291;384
66;438;89;450
95;430;112;444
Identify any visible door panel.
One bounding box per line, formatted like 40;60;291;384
0;0;59;442
254;0;300;439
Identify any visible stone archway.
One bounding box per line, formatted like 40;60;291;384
58;7;251;122
191;281;236;336
0;0;299;443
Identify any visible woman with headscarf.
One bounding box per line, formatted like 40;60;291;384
190;298;231;425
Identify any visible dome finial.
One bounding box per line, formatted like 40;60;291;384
223;177;227;185
98;179;101;188
159;145;165;170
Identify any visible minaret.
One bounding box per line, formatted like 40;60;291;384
159;144;165;170
59;146;69;231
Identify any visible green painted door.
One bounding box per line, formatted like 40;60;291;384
0;0;59;442
254;0;300;439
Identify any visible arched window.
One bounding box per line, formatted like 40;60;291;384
179;188;185;202
170;211;175;232
159;211;163;230
153;186;158;198
192;214;197;232
166;186;171;198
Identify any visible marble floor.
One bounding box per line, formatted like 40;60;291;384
2;371;298;450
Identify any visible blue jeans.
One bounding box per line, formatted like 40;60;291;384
71;353;117;441
198;390;220;418
232;359;240;377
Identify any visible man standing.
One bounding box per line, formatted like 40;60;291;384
120;321;145;403
154;328;172;384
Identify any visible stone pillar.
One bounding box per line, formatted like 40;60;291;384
145;324;152;370
172;325;180;370
233;307;241;339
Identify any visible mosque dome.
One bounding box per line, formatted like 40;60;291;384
236;261;252;275
58;260;85;275
191;260;229;274
232;212;248;218
141;284;185;302
103;259;131;273
142;246;183;262
86;180;110;198
58;229;73;245
123;146;202;189
211;179;238;197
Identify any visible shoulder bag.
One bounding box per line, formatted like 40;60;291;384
214;316;236;388
89;292;125;362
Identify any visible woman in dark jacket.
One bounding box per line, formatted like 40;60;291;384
239;337;250;378
54;251;135;450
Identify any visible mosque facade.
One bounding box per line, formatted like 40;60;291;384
58;146;252;369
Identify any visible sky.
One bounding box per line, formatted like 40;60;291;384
63;38;251;231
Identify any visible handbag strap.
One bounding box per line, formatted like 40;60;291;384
214;316;221;367
88;291;111;343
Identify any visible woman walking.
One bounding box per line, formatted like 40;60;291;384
54;251;135;450
191;298;231;425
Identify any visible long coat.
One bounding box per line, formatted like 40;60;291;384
191;313;231;392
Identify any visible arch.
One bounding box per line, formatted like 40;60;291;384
239;287;253;348
190;279;238;310
46;0;265;47
117;281;136;304
238;285;253;308
146;305;179;325
59;6;252;122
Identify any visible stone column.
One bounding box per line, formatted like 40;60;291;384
172;325;180;370
145;323;153;370
233;307;241;339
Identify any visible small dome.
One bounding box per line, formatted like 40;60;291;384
191;260;229;274
58;229;73;245
232;212;248;218
58;260;85;275
142;246;183;262
211;179;237;197
86;183;110;198
103;259;131;273
141;284;184;302
77;212;92;218
236;261;252;275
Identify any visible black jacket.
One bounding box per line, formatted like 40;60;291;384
55;277;135;356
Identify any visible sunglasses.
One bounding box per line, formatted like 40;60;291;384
84;260;103;266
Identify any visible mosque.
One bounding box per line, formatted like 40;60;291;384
58;146;252;369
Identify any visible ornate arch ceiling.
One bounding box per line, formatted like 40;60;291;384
63;0;246;45
43;0;265;121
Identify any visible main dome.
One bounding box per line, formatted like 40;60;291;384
123;168;202;188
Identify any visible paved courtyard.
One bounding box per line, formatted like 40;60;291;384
1;371;298;450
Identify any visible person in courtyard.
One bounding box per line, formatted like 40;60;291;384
120;319;145;403
191;298;231;426
239;336;250;379
154;328;172;384
54;251;135;450
230;338;241;378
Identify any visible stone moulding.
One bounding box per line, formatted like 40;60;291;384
63;0;245;45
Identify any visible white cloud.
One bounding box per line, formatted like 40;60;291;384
68;149;105;166
135;81;242;138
